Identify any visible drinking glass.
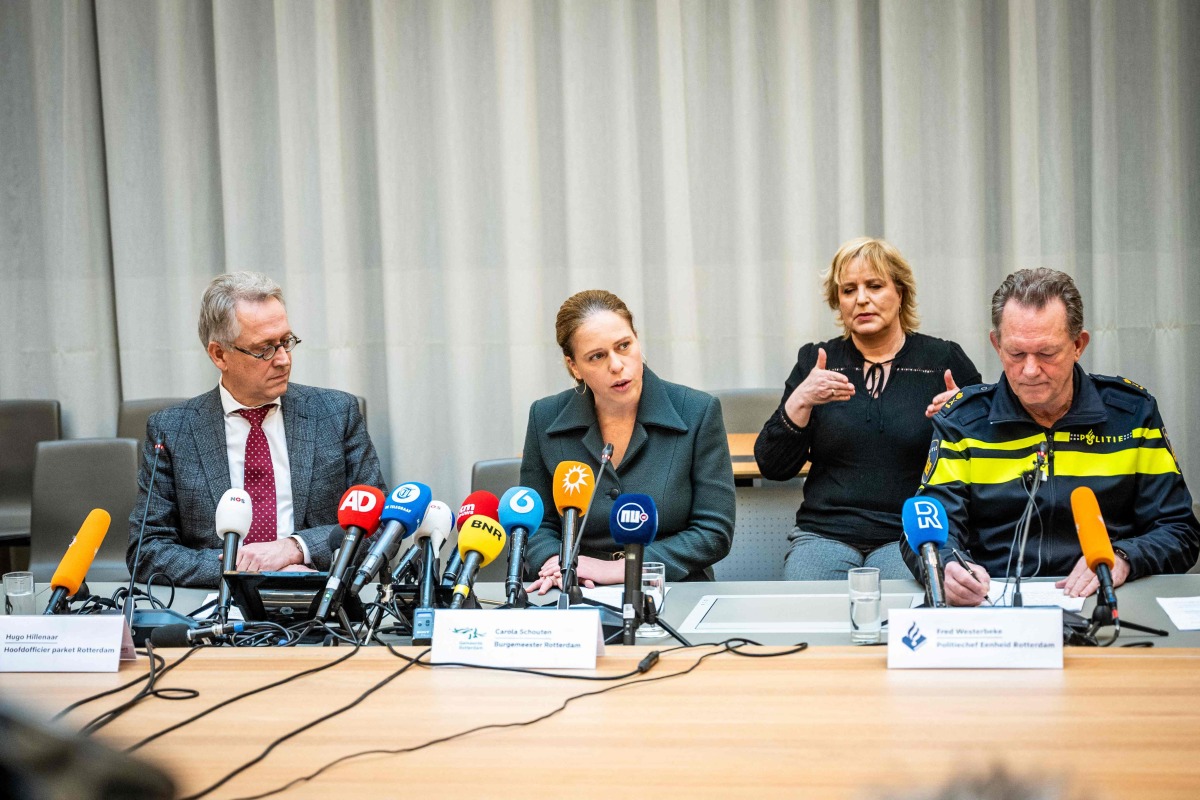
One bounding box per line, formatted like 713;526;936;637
638;562;669;639
4;571;36;616
848;567;881;644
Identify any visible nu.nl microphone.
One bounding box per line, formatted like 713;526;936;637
499;487;544;607
315;485;385;622
350;482;431;595
1071;486;1119;616
609;494;659;645
449;515;507;609
902;496;949;608
44;509;111;615
214;489;253;623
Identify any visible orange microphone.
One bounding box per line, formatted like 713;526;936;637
44;508;111;615
1070;486;1119;614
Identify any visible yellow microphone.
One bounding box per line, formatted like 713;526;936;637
449;515;507;609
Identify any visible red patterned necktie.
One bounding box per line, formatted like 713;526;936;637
236;406;278;544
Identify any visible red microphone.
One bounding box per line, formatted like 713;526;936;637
442;491;501;588
315;485;385;621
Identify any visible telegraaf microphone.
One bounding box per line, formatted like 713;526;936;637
43;509;111;615
902;496;949;608
350;481;431;595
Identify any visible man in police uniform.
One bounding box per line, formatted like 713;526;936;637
901;268;1199;606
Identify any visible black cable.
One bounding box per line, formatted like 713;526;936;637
80;643;203;734
53;648;168;721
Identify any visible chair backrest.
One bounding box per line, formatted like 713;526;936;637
0;400;62;541
711;480;803;581
117;398;185;442
470;458;523;582
709;388;780;433
30;438;140;584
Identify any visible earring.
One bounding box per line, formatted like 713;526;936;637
574;381;587;396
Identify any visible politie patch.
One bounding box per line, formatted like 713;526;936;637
1163;426;1181;471
921;438;940;484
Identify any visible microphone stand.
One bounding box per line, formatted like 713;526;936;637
1012;447;1047;608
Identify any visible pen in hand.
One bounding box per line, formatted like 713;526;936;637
951;548;980;582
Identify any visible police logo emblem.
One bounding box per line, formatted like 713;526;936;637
922;439;940;484
1163;426;1180;470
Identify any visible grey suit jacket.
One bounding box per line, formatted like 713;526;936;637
126;383;385;588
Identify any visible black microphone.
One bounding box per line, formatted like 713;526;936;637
499;487;544;607
125;436;166;627
315;486;384;623
149;621;246;648
609;494;658;645
214;488;252;624
1013;443;1049;608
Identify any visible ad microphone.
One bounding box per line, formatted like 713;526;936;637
499;487;544;607
442;491;500;588
315;485;385;622
1071;486;1119;616
43;509;111;615
552;461;596;592
609;494;659;645
350;482;431;595
448;515;507;609
902;496;950;608
214;489;253;623
149;621;246;648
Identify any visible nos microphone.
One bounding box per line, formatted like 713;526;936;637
609;494;658;645
448;515;507;609
43;509;111;615
442;491;500;588
214;489;252;623
315;485;385;622
552;461;596;591
1071;486;1119;616
902;496;949;608
350;482;431;595
499;487;544;607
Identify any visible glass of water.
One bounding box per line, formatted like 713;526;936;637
848;567;881;644
638;562;669;639
4;571;36;616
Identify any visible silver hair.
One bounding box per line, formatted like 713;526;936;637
197;272;285;347
990;268;1085;339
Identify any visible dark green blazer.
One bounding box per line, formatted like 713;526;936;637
520;367;735;581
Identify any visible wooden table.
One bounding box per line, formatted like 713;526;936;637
8;645;1200;798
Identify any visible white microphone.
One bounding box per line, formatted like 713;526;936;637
215;489;253;623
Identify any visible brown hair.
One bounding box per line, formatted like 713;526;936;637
821;237;919;336
555;290;637;381
991;268;1085;339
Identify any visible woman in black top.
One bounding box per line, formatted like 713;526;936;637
755;238;981;580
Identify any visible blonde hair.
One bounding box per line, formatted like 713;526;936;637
821;237;919;336
554;290;637;383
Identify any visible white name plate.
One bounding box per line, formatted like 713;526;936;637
0;616;126;672
431;609;604;669
888;608;1062;669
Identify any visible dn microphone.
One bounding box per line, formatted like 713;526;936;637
902;496;949;608
43;509;111;615
1071;486;1119;616
350;482;431;595
214;489;252;623
442;491;500;589
315;485;385;622
449;516;507;609
499;487;544;607
609;494;658;645
552;461;596;594
391;501;454;584
149;621;246;648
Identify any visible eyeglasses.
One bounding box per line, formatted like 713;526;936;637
229;335;302;361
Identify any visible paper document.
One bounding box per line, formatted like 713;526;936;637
193;592;244;621
986;580;1084;611
1155;596;1200;631
581;585;670;609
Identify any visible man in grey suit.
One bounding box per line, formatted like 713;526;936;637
127;272;386;588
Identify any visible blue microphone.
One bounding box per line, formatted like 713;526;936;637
902;496;949;608
609;494;659;644
350;482;432;595
499;487;544;608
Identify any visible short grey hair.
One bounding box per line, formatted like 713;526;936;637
198;272;285;347
990;268;1085;339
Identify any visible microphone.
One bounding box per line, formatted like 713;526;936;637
149;621;246;648
441;491;500;589
315;485;385;622
499;487;544;607
214;489;253;623
448;515;507;609
552;461;596;595
1013;443;1051;607
901;496;949;608
43;509;111;615
1071;486;1119;617
609;494;658;645
390;501;454;584
350;482;431;595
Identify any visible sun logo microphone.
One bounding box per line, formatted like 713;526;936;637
902;496;949;608
609;494;659;645
552;461;596;594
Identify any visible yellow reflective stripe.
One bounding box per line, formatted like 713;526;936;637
926;455;1031;486
1054;447;1180;477
940;433;1045;453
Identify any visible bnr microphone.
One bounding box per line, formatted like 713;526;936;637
499;487;544;607
350;482;431;595
609;494;659;645
43;509;111;615
442;491;500;588
214;489;253;623
449;515;507;609
552;461;596;592
1071;486;1119;616
902;496;949;608
315;485;385;622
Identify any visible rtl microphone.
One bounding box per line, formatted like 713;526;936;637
902;496;949;608
43;509;111;615
499;487;544;607
315;485;385;622
350;482;431;595
149;621;246;648
391;501;454;584
449;515;507;609
552;461;596;592
442;491;500;589
214;489;253;623
609;494;658;645
1071;486;1119;616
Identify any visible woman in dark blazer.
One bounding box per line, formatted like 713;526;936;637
521;290;736;592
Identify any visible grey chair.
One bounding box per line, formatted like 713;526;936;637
711;481;803;581
709;387;779;433
470;458;523;582
29;438;140;585
0;400;62;546
117;397;186;442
